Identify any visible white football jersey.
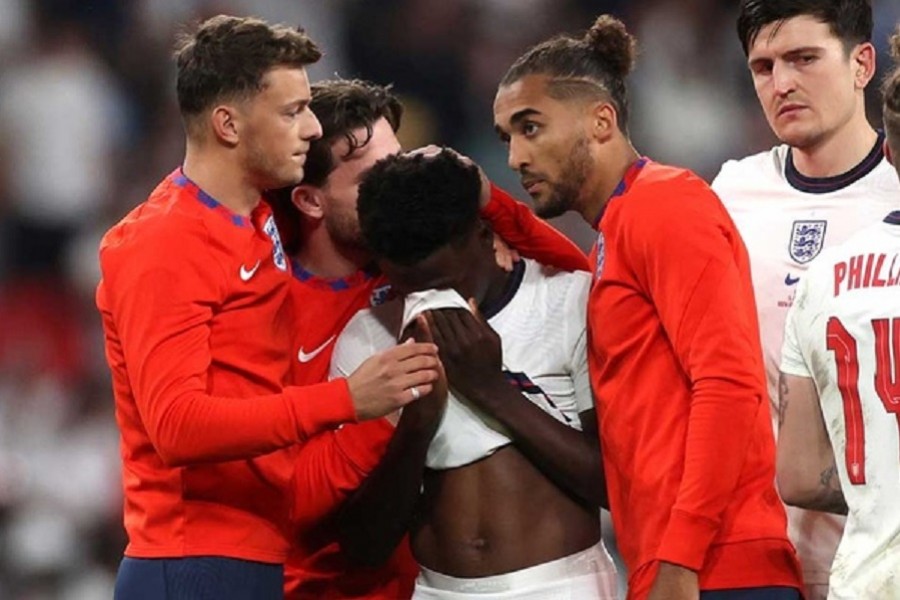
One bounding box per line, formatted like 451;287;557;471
780;214;900;600
712;140;899;586
330;259;593;461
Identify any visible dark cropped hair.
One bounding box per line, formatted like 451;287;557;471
357;150;481;266
301;79;403;188
737;0;872;55
500;14;637;132
266;79;403;255
884;27;900;152
174;15;322;124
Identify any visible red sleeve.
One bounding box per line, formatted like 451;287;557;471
481;184;589;272
103;225;356;467
630;182;764;570
291;418;394;532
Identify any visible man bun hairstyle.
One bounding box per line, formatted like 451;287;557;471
357;150;481;266
584;15;638;81
499;14;637;132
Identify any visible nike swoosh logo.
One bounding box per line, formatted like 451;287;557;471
298;335;336;363
240;260;261;282
784;274;800;286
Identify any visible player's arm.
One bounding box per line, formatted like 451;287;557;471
337;320;448;568
775;373;847;514
291;419;395;532
634;187;764;573
104;229;437;467
424;306;607;508
481;183;590;272
292;313;404;531
776;284;847;514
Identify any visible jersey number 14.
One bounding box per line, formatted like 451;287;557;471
826;317;900;485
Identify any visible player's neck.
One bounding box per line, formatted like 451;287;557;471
480;262;518;315
580;139;640;226
182;144;262;217
294;220;370;279
790;115;878;179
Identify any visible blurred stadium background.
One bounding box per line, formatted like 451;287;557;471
1;1;899;598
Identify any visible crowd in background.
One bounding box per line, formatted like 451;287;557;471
1;1;899;598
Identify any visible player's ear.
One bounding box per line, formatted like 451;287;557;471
590;101;618;143
852;42;876;89
210;104;241;146
291;185;325;220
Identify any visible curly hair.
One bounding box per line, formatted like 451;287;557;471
174;15;321;124
499;14;637;132
737;0;872;56
884;26;900;156
357;150;481;266
265;79;403;255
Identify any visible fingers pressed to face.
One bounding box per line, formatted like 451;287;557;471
435;308;479;352
415;314;435;344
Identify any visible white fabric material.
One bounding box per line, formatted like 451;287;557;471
412;542;618;599
712;146;899;588
330;259;593;470
780;220;900;600
401;289;513;468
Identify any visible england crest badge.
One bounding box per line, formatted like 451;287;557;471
370;283;393;307
263;215;288;272
788;220;826;264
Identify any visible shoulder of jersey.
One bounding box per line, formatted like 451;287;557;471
802;223;886;287
712;146;786;193
340;298;403;340
100;182;211;259
521;258;591;308
870;157;900;191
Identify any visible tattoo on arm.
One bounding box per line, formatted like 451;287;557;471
813;463;848;515
778;374;789;428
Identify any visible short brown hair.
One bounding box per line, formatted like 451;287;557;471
174;15;322;123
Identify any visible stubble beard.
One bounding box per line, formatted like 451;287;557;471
245;137;303;191
324;209;366;252
534;137;590;220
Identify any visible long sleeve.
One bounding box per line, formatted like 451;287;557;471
481;184;589;272
630;186;764;569
291;418;395;532
101;225;356;467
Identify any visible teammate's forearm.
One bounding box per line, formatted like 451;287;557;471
470;381;606;508
292;419;394;532
146;380;356;466
337;411;438;567
657;384;758;569
481;183;589;272
776;373;847;514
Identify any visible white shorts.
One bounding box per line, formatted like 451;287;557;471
411;542;619;600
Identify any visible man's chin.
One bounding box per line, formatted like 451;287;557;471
534;197;568;220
